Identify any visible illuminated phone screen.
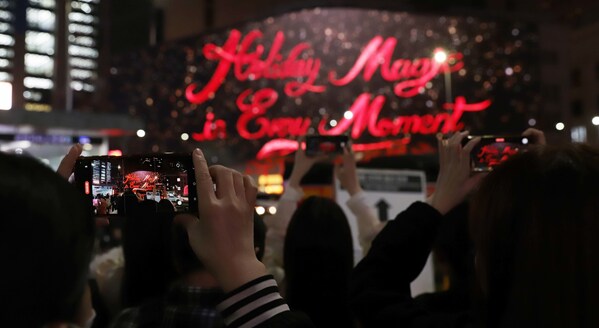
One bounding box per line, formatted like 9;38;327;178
465;136;529;171
74;155;197;216
305;135;348;156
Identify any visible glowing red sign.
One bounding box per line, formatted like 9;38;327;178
185;29;491;158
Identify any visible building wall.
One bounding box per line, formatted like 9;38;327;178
569;21;599;143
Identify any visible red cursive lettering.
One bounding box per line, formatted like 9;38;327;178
329;36;464;98
186;29;325;105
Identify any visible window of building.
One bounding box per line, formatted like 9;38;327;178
25;53;54;77
27;8;56;31
571;126;587;143
29;0;56;9
25;31;55;55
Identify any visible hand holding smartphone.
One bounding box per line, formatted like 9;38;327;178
463;135;529;171
74;154;198;216
304;135;349;157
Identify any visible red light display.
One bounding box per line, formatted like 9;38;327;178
186;29;491;158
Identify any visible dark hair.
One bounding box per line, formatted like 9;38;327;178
470;144;599;328
172;212;268;275
283;196;355;327
0;153;94;326
121;200;176;307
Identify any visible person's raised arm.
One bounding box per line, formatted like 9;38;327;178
177;149;314;328
264;139;326;267
335;146;384;253
350;131;483;327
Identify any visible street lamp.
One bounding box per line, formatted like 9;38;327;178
434;48;452;103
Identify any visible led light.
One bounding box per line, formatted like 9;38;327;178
136;129;146;138
592;116;599;126
268;206;277;215
434;49;448;63
180;133;189;141
255;206;266;215
522;138;529;145
330;119;338;127
555;122;565;131
343;111;354;120
528;118;536;126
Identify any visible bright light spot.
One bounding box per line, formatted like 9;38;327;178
15;148;23;155
255;206;266;215
330;119;338;127
83;143;93;151
180;133;189;141
528;118;536;126
108;149;122;156
268;206;277;215
343;111;354;120
505;67;514;76
176;177;181;182
0;81;11;110
555;122;565;131
177;200;182;206
522;138;529;145
434;49;448;63
592;116;599;126
136;129;146;138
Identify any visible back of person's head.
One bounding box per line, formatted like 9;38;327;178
171;213;268;276
284;196;354;327
0;153;94;326
470;144;599;328
121;199;176;307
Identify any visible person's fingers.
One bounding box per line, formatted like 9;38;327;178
463;136;481;154
232;171;246;200
209;165;234;199
57;144;83;179
448;130;469;146
522;128;546;145
243;175;258;207
193;149;216;203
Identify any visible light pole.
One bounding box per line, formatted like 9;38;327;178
434;49;452;103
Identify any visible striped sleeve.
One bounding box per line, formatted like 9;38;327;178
217;275;290;328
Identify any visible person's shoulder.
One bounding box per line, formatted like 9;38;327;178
110;307;140;328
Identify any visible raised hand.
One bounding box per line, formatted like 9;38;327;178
288;137;328;189
57;144;83;179
428;131;483;215
334;146;362;195
522;128;546;145
176;149;266;292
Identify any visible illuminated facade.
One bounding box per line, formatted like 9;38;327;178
0;0;101;112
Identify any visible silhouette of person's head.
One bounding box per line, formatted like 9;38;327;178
0;153;94;326
471;144;599;328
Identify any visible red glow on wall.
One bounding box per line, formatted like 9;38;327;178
108;149;123;156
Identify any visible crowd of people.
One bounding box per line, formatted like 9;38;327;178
2;128;599;328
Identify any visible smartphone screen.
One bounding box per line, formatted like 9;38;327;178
74;154;197;216
305;135;349;157
465;136;529;171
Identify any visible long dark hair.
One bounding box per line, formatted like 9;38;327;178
470;144;599;328
284;196;355;327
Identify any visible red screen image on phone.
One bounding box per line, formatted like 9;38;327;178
463;136;529;171
305;135;349;156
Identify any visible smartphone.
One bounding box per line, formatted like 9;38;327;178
74;154;198;216
464;136;529;171
305;135;349;157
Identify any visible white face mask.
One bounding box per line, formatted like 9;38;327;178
82;309;96;328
